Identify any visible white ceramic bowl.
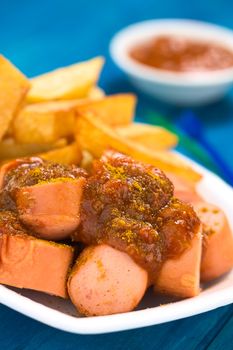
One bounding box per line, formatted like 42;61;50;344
110;19;233;106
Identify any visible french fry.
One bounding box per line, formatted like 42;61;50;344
27;57;104;102
14;93;136;145
39;142;82;165
12;100;80;143
0;138;67;160
87;86;105;100
75;94;136;127
116;122;178;150
0;55;30;140
75;112;201;183
80;150;94;172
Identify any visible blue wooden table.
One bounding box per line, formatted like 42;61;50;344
1;0;233;348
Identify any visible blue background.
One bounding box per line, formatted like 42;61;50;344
1;0;233;348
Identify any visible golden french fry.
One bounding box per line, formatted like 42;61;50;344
39;142;82;165
12;100;80;144
0;138;67;160
80;150;94;172
13;91;110;144
0;55;30;140
27;57;104;102
75;94;136;127
116;122;178;150
87;86;105;100
75;112;201;183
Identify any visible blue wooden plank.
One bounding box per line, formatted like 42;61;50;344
206;312;233;350
0;304;232;350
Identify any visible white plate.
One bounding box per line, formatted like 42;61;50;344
0;157;233;334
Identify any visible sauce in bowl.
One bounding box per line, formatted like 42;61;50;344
129;35;233;72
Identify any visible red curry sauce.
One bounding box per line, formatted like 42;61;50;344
75;151;200;280
129;35;233;72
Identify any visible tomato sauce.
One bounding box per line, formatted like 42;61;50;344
76;151;200;280
129;35;233;72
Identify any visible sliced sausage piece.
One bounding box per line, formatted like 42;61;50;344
68;244;148;316
0;212;74;298
154;224;202;298
194;202;233;282
166;174;233;282
0;160;19;190
166;172;202;204
0;158;43;190
153;198;202;298
16;177;86;240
